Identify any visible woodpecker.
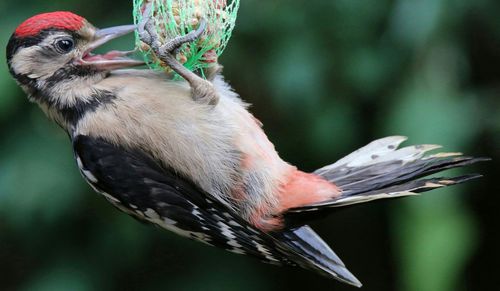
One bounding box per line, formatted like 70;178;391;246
6;11;487;287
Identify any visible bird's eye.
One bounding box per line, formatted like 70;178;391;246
55;39;74;53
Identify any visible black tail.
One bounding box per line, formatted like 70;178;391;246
284;136;489;224
271;226;362;287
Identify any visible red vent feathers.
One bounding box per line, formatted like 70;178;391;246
15;11;86;37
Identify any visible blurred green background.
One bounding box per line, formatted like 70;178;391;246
0;0;498;290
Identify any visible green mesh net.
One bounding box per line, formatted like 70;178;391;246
133;0;240;77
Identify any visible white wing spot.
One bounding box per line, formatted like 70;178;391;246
228;239;242;248
253;240;279;262
217;222;246;254
76;156;98;183
144;208;161;220
218;222;236;240
76;156;84;168
228;220;240;227
82;169;98;183
192;207;205;221
164;217;177;225
151;217;212;246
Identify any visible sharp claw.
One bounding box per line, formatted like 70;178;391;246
139;3;207;53
136;9;218;106
185;17;207;45
161;18;207;54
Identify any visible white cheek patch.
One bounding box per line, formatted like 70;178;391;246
11;46;40;76
10;39;73;80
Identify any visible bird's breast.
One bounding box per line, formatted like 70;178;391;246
75;74;288;216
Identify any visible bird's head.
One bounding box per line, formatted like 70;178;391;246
7;11;143;81
6;11;143;126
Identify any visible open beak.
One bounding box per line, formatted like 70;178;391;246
77;25;144;71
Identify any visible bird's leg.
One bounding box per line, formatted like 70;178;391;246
138;4;219;106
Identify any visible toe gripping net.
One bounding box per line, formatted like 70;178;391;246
133;0;240;77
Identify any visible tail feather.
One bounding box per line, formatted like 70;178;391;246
299;174;481;210
286;136;488;217
276;137;487;286
335;156;487;195
318;136;409;171
272;226;362;287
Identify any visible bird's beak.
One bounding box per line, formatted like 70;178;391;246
78;24;145;71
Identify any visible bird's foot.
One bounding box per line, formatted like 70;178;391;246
138;3;219;106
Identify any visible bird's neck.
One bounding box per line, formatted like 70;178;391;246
26;71;113;131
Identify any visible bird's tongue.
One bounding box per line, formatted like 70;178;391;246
78;49;144;70
83;50;125;62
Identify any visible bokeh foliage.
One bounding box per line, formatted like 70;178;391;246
0;0;498;290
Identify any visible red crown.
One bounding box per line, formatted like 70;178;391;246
15;11;86;37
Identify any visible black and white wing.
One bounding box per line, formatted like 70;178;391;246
72;135;362;286
72;134;287;262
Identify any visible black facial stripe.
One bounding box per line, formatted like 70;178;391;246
10;72;37;87
19;80;116;126
58;90;116;125
11;58;111;126
45;64;100;88
43;64;110;125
